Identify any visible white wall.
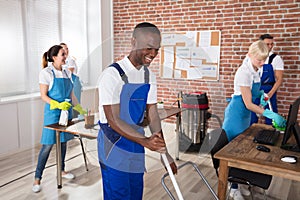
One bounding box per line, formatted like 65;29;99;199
0;0;113;156
0;88;98;156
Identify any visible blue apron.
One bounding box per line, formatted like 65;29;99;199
97;63;150;200
71;74;82;103
223;82;261;141
41;70;74;144
251;56;278;125
71;74;82;118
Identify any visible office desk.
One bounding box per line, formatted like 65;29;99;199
45;119;98;188
44;107;184;188
214;123;300;200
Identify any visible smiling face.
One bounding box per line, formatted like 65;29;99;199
60;44;69;57
52;49;67;69
129;30;161;69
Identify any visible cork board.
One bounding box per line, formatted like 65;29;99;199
160;30;221;81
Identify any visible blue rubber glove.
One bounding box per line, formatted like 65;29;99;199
50;100;72;111
263;109;286;128
260;92;268;107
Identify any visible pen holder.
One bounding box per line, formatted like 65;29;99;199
84;115;95;129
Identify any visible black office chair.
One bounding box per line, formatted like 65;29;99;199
210;128;272;200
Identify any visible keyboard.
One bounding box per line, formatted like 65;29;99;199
253;129;280;146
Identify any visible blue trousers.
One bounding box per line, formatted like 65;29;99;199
100;162;144;200
34;142;67;180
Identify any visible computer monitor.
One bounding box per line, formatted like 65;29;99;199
281;97;300;152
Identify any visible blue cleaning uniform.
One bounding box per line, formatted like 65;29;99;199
41;70;74;144
250;54;277;125
98;63;150;200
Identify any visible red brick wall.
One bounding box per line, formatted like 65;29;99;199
113;0;300;128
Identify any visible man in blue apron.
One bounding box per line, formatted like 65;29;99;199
97;22;177;200
222;41;286;200
250;34;284;125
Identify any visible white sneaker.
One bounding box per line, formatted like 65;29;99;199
62;172;75;179
230;189;245;200
32;184;41;193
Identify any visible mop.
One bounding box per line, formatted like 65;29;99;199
161;153;184;200
263;93;273;111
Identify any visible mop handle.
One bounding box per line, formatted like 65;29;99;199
161;153;184;200
264;93;273;111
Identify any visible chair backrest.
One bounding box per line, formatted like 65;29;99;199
210;128;228;176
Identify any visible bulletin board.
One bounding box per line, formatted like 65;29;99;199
160;31;221;80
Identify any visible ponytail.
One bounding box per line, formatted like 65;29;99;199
42;45;63;68
42;52;48;68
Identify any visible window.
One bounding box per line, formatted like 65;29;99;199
0;0;102;98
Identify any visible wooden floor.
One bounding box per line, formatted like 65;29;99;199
0;123;299;200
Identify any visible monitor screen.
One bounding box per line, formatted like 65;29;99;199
281;97;300;152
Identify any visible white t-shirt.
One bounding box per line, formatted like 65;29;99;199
97;56;157;123
258;51;284;77
233;56;261;96
39;64;73;90
62;56;78;74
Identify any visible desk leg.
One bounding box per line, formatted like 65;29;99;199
56;130;62;189
218;160;229;200
175;113;180;160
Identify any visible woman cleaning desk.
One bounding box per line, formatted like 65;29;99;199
32;45;86;193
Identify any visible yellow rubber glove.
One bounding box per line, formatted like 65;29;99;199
50;100;72;111
73;104;87;115
59;101;72;110
50;100;60;110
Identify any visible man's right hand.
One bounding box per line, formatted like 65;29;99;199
144;132;166;152
260;92;269;107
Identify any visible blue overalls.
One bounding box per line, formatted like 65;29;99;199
97;63;150;200
41;70;74;144
223;82;261;141
251;54;277;125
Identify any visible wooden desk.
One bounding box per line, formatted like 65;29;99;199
44;107;184;188
214;124;300;200
45;119;98;188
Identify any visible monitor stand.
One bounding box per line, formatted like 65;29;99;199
281;144;300;152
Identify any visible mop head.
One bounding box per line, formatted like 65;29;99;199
272;120;286;131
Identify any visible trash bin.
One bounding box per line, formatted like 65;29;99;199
180;92;209;151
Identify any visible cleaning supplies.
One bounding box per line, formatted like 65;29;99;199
59;99;71;126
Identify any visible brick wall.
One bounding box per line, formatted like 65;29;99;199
113;0;300;128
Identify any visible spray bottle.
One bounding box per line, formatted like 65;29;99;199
59;99;71;126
